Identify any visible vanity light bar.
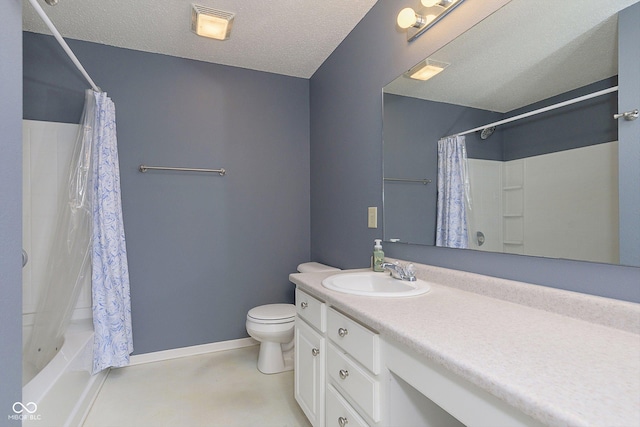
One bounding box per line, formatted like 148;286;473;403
399;0;467;42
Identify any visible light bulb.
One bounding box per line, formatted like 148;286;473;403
421;0;440;7
397;7;418;29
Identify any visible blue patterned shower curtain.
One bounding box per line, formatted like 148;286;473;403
89;90;133;374
436;135;470;249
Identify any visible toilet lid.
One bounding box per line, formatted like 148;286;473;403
247;304;296;323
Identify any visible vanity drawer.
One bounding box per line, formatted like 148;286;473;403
296;288;326;332
326;384;369;427
327;342;380;422
327;307;379;374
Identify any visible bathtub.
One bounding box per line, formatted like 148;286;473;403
22;319;108;427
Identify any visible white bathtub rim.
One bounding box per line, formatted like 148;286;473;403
22;318;94;405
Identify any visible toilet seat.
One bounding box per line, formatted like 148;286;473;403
247;304;295;324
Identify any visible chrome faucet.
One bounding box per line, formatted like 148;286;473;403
381;262;416;282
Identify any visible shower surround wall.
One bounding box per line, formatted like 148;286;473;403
23;32;311;355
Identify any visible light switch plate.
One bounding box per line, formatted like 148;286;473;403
368;206;377;228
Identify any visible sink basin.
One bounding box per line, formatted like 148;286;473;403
322;272;430;297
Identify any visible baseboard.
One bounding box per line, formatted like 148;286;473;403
129;337;259;366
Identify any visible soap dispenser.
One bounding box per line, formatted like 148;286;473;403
373;239;384;272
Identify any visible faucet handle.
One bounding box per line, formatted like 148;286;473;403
405;263;416;281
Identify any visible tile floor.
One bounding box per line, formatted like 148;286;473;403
83;345;310;427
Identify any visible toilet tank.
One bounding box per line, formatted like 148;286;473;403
297;262;340;273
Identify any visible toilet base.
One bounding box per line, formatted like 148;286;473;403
257;341;294;374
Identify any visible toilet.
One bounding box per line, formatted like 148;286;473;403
246;262;340;374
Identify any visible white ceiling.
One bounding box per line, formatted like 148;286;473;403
22;0;379;79
384;0;639;113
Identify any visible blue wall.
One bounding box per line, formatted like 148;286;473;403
309;0;640;302
0;0;23;423
23;32;311;354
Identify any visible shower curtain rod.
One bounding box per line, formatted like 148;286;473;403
27;0;101;92
446;86;619;139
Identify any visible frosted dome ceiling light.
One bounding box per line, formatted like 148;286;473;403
191;4;235;41
397;7;426;29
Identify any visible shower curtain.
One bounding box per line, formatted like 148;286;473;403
24;90;132;375
90;90;133;374
436;135;471;248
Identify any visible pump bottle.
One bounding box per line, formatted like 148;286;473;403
373;239;384;272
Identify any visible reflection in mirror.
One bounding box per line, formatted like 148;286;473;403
383;0;640;267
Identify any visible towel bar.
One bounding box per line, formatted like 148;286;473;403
139;165;226;176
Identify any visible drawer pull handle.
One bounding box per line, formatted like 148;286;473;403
339;369;349;380
311;348;320;356
338;327;348;337
300;301;308;309
338;416;348;427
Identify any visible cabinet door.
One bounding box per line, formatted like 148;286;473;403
295;318;325;427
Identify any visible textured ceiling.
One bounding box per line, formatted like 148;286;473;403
22;0;379;79
384;0;638;113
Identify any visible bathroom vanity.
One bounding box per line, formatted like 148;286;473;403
290;261;640;427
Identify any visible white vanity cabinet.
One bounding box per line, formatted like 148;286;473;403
295;288;326;427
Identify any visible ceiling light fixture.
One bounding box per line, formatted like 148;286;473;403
191;4;235;41
404;59;449;81
397;0;465;42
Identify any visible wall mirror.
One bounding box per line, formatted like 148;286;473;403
383;0;640;267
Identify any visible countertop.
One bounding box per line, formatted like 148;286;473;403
289;261;640;427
